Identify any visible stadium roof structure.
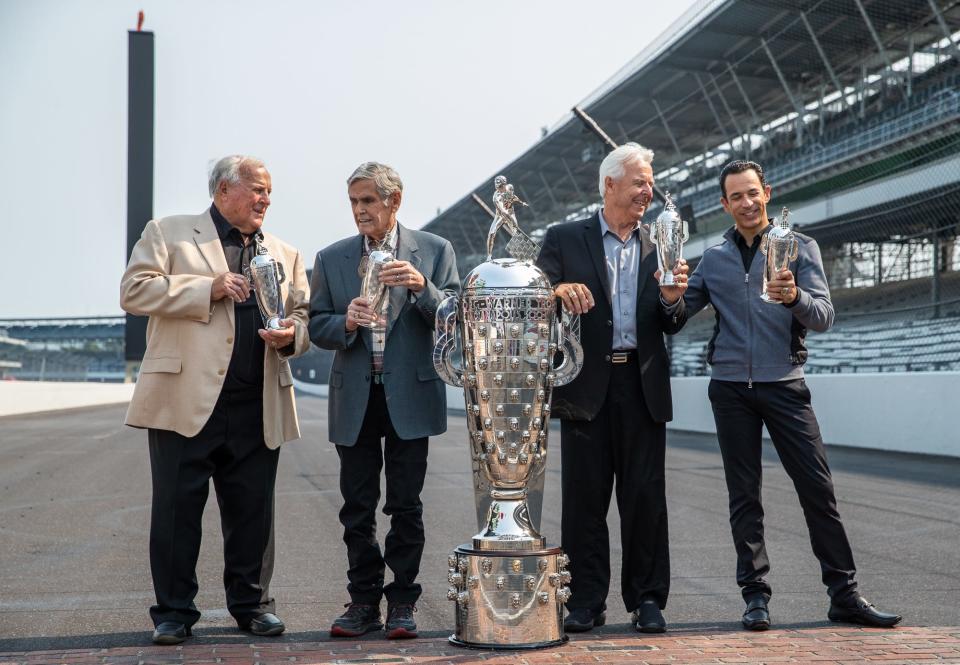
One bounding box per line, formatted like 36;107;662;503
423;0;960;273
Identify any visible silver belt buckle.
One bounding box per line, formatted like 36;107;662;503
612;351;629;364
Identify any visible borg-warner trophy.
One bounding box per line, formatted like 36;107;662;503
649;191;689;286
433;176;583;649
245;240;287;330
759;207;799;303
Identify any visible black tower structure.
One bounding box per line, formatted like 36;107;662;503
124;24;154;374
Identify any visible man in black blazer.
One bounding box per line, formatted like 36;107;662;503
536;143;687;633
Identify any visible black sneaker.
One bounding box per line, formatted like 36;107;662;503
330;602;383;637
385;602;418;639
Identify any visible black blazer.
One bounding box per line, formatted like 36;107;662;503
536;213;686;423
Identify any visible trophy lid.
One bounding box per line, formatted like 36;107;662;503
656;191;682;225
768;207;792;238
249;252;274;268
463;258;552;291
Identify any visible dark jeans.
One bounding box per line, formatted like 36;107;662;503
336;383;429;605
559;359;670;613
148;391;279;627
708;378;858;604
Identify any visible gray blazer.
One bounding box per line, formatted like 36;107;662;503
308;224;460;445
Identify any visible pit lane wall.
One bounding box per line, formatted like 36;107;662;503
0;381;135;417
666;372;959;458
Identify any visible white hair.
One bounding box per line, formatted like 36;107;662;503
208;155;266;197
347;162;403;201
597;142;654;199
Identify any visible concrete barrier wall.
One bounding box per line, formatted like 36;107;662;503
0;382;135;417
668;372;960;458
451;372;959;458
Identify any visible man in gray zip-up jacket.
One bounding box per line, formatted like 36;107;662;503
684;160;900;631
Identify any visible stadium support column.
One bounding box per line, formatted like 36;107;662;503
932;230;943;319
571;105;668;204
125;26;154;382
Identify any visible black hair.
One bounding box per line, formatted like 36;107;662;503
719;160;767;198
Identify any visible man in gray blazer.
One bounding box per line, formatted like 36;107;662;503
309;162;459;640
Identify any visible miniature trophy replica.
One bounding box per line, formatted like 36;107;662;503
486;174;539;262
245;240;287;330
433;176;582;649
649;192;688;286
759;207;799;303
357;249;395;327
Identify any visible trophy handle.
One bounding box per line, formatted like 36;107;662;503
680;220;689;243
552;310;584;387
759;233;770;255
275;261;286;285
648;220;659;246
788;238;800;262
432;295;463;387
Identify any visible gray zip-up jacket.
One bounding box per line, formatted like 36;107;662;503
684;225;834;384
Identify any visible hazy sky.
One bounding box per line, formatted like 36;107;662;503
1;0;698;318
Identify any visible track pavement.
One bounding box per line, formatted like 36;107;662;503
1;396;957;662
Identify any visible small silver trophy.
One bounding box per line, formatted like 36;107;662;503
357;249;394;328
245;241;286;330
759;207;799;303
649;192;688;286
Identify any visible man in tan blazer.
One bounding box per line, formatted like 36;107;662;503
120;155;310;645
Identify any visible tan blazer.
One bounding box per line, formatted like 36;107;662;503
120;209;311;448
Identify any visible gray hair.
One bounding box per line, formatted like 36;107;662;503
347;162;403;201
208;155;266;197
598;142;654;199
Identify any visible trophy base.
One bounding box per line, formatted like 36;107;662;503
759;292;781;304
447;545;570;650
659;274;676;286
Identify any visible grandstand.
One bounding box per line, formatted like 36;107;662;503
0;317;125;382
422;0;960;377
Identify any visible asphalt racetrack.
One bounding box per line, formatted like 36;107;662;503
1;395;957;650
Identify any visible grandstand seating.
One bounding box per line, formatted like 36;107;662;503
670;312;960;376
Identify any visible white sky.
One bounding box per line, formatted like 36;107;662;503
1;0;698;317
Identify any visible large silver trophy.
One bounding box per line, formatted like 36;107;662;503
357;249;394;327
433;176;583;649
245;241;286;330
759;207;799;303
649;192;688;286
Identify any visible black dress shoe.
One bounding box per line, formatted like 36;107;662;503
152;621;191;645
742;597;770;631
330;602;383;637
239;612;285;637
828;596;901;628
563;607;606;632
633;599;666;633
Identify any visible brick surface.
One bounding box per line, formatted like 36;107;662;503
2;627;959;665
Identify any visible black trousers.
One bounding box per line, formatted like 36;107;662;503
148;391;279;627
708;378;858;604
336;383;429;605
560;360;670;613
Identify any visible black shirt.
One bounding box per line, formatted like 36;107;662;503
211;204;265;395
731;223;771;273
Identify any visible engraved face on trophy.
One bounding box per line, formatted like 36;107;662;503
649;192;688;286
759;207;799;303
358;249;394;327
246;245;287;330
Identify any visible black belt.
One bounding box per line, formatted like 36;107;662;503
611;350;634;364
